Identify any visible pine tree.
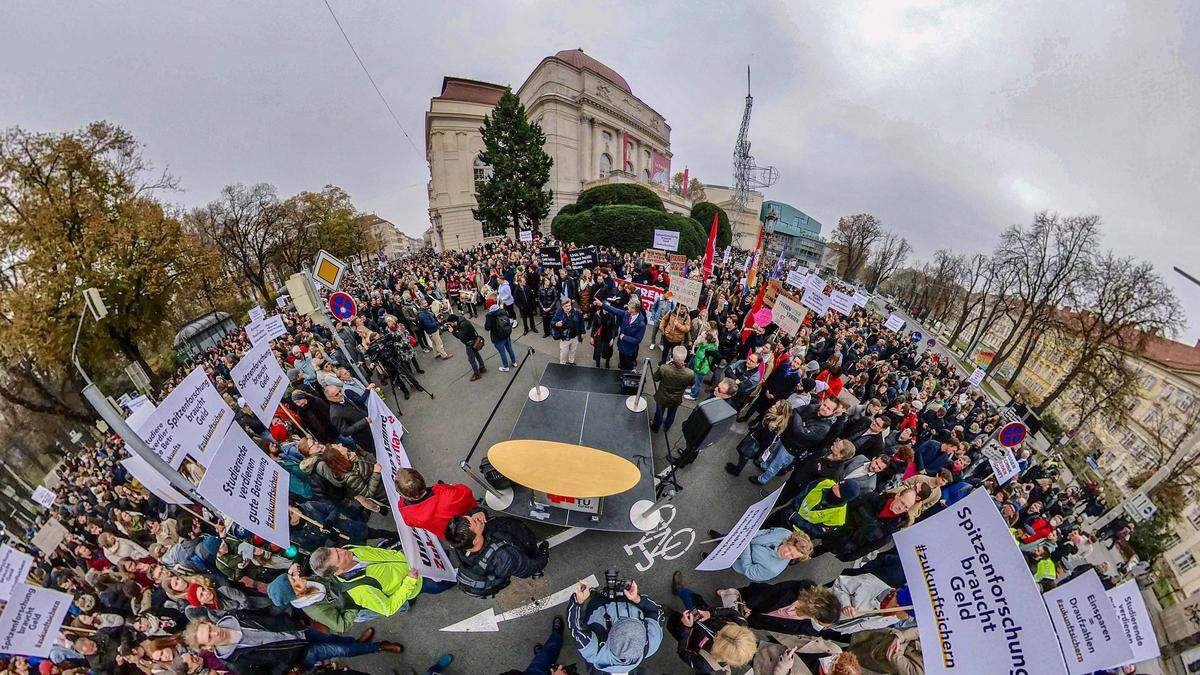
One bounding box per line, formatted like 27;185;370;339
473;89;553;237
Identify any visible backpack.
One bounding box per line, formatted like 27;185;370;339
455;541;512;598
493;312;513;340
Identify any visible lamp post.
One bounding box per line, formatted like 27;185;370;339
70;289;221;514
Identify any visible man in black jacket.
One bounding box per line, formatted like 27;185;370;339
184;613;401;674
324;384;374;453
446;509;548;597
446;314;486;381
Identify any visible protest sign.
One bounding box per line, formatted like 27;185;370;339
642;249;668;267
246;314;289;347
893;489;1066;675
669;275;702;310
538;246;562;268
629;281;665;312
230;341;288;427
722;246;731;264
968;367;986;387
667;253;687;275
653;229;680;251
567;246;598;269
134;367;235;468
773;295;808;338
121;454;190;504
368;392;457;582
30;486;55;510
1107;580;1160;665
197;424;290;548
785;270;807;290
0;584;72;657
696;486;784;571
800;286;831;315
0;545;33;601
248;305;266;323
31;519;68;553
828;290;855;316
884;313;906;332
519;230;533;242
276;294;289;309
852;291;869;307
983;442;1021;485
1044;571;1133;674
804;273;826;297
127;394;151;412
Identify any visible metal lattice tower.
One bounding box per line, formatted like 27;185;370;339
732;66;779;209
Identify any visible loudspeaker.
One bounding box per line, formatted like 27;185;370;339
681;398;738;453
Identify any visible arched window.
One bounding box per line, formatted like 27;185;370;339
641;169;651;182
599;153;612;177
473;155;492;194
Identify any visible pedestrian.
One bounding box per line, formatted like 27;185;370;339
446;314;486;381
651;345;694;435
551;297;586;365
182;615;403;672
596;297;648;370
417;301;452;360
445;509;549;597
483;295;518;372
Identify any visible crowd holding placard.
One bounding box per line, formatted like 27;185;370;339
0;234;1157;674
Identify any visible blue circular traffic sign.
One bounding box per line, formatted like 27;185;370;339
329;292;357;321
998;421;1027;448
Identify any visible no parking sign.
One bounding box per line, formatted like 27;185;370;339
997;421;1027;447
328;292;357;321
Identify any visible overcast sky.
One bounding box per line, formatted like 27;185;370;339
3;1;1199;343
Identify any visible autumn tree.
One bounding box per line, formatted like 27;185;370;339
0;122;208;390
473;89;553;236
831;213;882;282
186;183;283;302
273;185;362;274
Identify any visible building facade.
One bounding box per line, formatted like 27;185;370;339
358;214;409;258
759;200;826;270
977;318;1200;595
425;49;673;250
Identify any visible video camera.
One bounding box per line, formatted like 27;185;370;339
602;568;631;601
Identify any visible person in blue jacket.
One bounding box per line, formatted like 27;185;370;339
594;298;647;370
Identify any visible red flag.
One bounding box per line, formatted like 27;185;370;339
682;168;689;196
741;283;768;342
746;226;765;288
701;213;718;280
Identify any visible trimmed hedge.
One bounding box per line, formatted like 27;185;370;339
551;204;704;258
576;183;665;212
689;202;732;250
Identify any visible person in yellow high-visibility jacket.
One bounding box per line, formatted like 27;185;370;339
780;478;862;540
310;545;452;619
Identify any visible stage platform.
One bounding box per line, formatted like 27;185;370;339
495;363;655;531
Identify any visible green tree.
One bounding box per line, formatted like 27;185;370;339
551;205;704;258
273;185;362;274
689;202;731;249
473;89;553;236
0;122;209;388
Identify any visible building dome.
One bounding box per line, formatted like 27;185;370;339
553;49;632;95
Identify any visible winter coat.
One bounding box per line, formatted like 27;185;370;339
653;361;695;408
732;527;795;582
660;311;692;343
314;455;384;502
329;545;423;617
691;340;719;376
602;304;647;355
398;482;477;537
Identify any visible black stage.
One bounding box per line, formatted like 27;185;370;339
496;363;655;531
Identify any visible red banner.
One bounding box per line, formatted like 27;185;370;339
652;150;670;186
629;281;665;311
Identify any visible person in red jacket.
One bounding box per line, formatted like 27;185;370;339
1021;515;1061;545
815;365;844;401
395;468;478;537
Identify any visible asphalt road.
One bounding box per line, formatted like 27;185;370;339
348;317;846;674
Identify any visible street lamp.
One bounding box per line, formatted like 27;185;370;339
70;288;221;513
1175;266;1200;287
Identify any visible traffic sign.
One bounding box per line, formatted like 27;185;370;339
311;250;347;291
328;292;357;321
997;421;1027;448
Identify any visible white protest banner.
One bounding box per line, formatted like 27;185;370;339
852;291;869;307
773;295;808;338
248;305;266;323
1107;580;1160;665
828;290;855;316
696;485;784;571
246;314;289;347
1043;571;1133;674
127;394;151;412
785;270;807;290
0;545;33;601
134;367;235;468
368;392;458;582
800;286;831;315
31;519;68;554
0;583;72;657
722;246;731;264
986;445;1021;485
893;489;1066;675
668;276;702;310
121;454;189;505
30;486;55;510
804;273;826;297
197;424;290;548
653;229;680;251
276;294;289;309
519;230;533;242
968;368;986;388
230;341;288;428
884;313;906;332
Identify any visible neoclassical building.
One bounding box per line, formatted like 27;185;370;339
425;49;679;250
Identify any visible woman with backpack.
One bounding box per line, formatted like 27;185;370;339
483;294;517;371
726;400;791;477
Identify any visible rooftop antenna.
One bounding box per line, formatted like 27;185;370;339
732;65;779;210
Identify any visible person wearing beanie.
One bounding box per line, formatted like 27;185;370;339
267;564;364;634
569;579;664;673
483;293;517;371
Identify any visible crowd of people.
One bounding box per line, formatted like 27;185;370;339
1;233;1144;675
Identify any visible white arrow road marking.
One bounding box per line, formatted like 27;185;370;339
545;527;587;549
440;574;598;632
